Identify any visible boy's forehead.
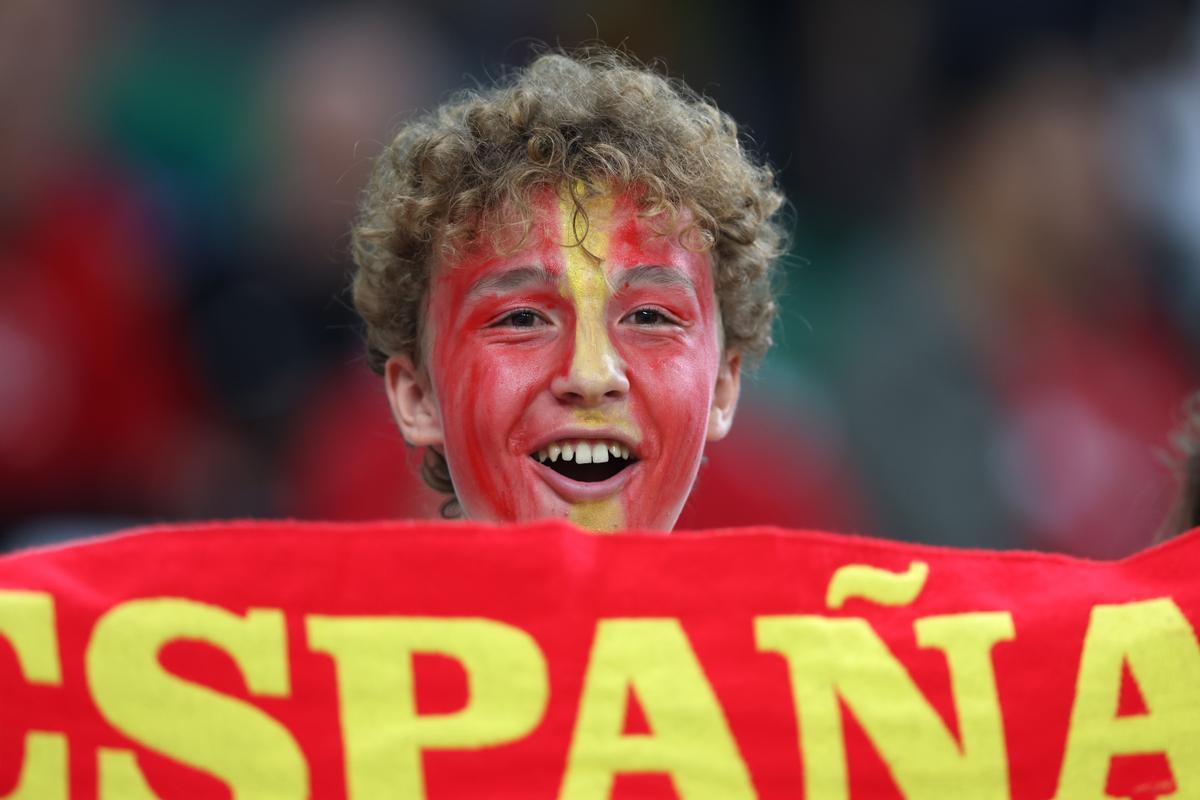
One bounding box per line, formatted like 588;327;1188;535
464;262;698;301
440;186;708;287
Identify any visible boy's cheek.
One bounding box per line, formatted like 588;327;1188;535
623;335;720;394
436;360;533;522
435;347;559;446
627;353;718;452
452;347;566;408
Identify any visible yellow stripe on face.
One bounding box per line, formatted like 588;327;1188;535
560;188;614;386
569;497;624;532
559;187;625;531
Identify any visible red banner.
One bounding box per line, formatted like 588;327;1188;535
0;520;1198;798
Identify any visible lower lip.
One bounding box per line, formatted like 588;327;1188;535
529;457;640;503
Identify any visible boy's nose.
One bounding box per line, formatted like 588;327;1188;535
551;317;629;406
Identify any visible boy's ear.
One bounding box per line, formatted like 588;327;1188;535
384;355;444;447
706;350;741;442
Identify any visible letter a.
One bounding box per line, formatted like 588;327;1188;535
1053;598;1200;799
560;618;754;800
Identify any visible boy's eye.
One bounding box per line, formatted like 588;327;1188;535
625;308;672;325
493;309;546;328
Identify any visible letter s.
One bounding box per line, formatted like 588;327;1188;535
86;598;308;799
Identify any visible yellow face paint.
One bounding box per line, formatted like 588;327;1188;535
559;187;625;531
568;498;624;532
569;410;640;443
560;189;614;386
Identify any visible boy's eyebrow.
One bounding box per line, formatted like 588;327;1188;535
613;264;697;295
466;265;557;299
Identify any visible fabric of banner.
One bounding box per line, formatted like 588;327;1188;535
0;519;1197;799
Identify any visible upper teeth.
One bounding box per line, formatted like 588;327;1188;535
536;440;631;464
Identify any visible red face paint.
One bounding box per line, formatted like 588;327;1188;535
424;187;723;531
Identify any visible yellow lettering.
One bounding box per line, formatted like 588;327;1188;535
0;590;66;800
1053;598;1200;799
560;618;754;800
307;616;548;799
86;598;308;799
756;612;1013;800
96;749;159;799
826;561;929;609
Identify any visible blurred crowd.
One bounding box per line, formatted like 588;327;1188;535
2;0;1198;556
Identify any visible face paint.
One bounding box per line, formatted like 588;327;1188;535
424;185;724;531
556;191;616;528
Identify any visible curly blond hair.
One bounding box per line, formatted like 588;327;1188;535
351;48;786;505
1160;391;1200;541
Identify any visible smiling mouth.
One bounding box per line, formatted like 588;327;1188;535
530;439;638;483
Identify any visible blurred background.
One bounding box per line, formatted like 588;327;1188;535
3;0;1198;556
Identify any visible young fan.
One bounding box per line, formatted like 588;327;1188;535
351;50;785;531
